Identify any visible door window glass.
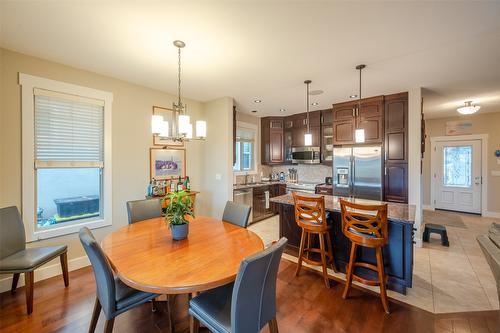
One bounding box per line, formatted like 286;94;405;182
443;146;472;187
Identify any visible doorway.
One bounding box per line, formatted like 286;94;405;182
431;136;486;214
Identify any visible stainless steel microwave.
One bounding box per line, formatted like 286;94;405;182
291;146;321;164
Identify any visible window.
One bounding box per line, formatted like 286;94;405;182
443;145;472;187
233;122;257;174
21;74;113;241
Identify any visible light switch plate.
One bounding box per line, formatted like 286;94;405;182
215;173;222;180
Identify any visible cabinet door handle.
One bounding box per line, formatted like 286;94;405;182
352;108;355;117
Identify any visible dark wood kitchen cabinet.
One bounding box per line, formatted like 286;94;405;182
291;111;321;147
253;185;275;222
332;97;384;145
384;92;408;203
261;117;284;165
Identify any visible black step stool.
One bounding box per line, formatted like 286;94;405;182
423;223;449;247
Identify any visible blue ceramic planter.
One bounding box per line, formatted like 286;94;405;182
171;223;189;240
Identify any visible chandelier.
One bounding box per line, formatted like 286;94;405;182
152;40;206;142
457;101;480;115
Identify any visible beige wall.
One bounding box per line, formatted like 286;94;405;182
422;112;500;213
0;48;231;285
200;97;234;218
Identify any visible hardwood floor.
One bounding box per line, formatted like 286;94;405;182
0;260;498;333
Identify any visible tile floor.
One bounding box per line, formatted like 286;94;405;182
248;211;500;314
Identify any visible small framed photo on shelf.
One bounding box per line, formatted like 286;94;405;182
152;106;184;147
150;147;186;180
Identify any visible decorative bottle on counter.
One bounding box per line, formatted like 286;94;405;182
184;176;191;192
177;176;183;192
170;178;177;192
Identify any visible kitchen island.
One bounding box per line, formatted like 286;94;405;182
270;194;415;294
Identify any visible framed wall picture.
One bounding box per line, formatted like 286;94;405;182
150;147;186;180
152;106;184;147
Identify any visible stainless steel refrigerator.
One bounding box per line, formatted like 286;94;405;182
332;146;382;200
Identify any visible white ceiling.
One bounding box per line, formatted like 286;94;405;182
1;1;500;119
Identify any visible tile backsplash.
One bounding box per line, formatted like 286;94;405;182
269;164;331;183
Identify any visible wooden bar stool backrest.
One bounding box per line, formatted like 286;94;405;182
339;198;388;248
292;193;327;232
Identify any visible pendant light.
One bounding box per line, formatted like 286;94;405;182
355;64;366;143
457;101;480;115
304;80;313;146
151;40;207;142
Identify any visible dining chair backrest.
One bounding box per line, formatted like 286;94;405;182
0;206;26;259
126;198;162;224
339;198;388;247
231;237;287;333
222;201;251;228
79;227;116;318
292;192;327;232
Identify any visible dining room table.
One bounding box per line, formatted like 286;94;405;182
100;215;264;295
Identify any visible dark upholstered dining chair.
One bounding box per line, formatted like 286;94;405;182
189;237;287;333
0;206;68;315
126;198;162;224
79;227;161;333
222;201;252;228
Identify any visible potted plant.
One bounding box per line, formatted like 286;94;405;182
163;191;194;240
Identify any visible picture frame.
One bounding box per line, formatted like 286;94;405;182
150;147;186;180
152;106;184;147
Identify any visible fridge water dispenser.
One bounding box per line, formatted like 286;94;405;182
337;167;349;187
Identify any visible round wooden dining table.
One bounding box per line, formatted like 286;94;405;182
101;216;264;294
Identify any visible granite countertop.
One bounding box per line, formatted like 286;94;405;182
270;193;415;224
233;181;284;190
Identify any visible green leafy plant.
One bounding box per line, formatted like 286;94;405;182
163;191;194;226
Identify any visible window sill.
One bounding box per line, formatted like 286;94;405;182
29;218;111;242
234;171;257;176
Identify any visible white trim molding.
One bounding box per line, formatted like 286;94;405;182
19;73;113;241
430;134;489;216
422;204;435;211
0;255;90;293
484;211;500;219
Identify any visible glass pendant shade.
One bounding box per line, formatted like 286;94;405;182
304;133;312;146
151;115;164;135
196;120;207;138
355;129;365;143
178;115;191;135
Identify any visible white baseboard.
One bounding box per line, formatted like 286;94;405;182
422;205;434;211
484;211;500;219
0;255;90;293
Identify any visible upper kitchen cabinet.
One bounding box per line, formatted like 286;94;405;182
357;96;384;144
332;96;384;145
321;109;334;165
332;100;357;144
261;117;284;165
291;111;321;147
384;92;408;162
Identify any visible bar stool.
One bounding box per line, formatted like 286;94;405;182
340;198;390;314
292;192;336;288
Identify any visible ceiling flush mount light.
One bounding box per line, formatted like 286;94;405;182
355;64;366;143
457;101;481;115
304;80;313;146
350;94;358;99
254;99;262;103
280;108;286;112
151;40;206;142
311;102;319;106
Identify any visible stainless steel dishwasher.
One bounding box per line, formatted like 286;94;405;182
233;188;253;223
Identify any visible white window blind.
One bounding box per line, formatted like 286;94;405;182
34;88;104;168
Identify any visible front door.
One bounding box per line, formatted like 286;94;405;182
434;140;482;214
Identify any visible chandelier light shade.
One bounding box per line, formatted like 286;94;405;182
151;40;206;142
196;120;207;138
457;101;481;115
152;115;164;135
304;133;313;146
178;114;191;135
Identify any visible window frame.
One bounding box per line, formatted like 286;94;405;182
20;73;113;242
233;121;258;175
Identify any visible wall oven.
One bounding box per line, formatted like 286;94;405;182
291;146;320;164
